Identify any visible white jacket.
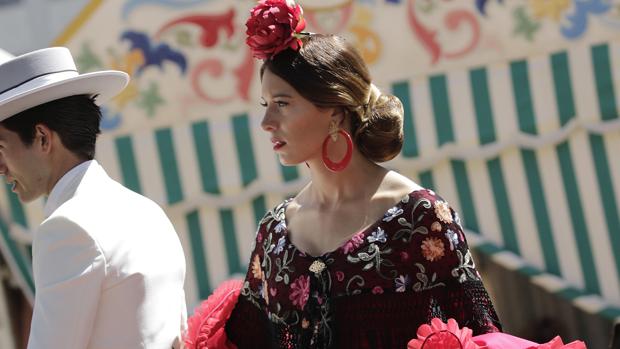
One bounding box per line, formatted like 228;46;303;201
27;160;187;349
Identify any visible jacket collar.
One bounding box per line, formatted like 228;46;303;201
43;160;98;218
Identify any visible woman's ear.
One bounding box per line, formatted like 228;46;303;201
330;107;346;127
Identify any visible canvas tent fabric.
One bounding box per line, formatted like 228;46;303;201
0;0;619;334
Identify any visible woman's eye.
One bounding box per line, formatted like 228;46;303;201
276;101;288;107
259;101;267;107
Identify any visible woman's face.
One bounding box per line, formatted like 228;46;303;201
260;68;334;166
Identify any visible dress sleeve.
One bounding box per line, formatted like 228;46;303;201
407;192;502;334
27;216;106;349
225;216;272;348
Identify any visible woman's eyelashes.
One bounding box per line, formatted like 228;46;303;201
260;100;289;108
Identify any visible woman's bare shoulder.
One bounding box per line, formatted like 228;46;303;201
379;170;424;199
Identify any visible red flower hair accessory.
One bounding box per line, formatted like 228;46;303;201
245;0;307;60
184;279;244;349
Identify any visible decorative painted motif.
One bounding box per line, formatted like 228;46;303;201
57;0;620;130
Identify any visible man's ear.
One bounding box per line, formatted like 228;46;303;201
34;124;53;153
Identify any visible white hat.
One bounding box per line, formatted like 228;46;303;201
0;47;129;122
0;48;13;63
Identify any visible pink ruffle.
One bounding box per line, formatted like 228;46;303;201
528;336;587;349
408;318;588;349
184;279;244;349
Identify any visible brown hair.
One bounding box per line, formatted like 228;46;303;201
261;34;404;162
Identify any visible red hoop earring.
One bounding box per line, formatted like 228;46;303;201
322;129;353;172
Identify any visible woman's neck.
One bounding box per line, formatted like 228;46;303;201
302;151;387;209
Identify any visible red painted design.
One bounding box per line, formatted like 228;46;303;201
407;0;441;64
190;49;255;104
155;9;235;48
407;0;481;64
443;10;481;59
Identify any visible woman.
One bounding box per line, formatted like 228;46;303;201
185;1;502;348
204;1;502;348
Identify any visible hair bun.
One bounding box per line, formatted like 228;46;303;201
354;91;404;162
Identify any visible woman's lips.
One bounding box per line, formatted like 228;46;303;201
271;138;286;150
273;141;286;150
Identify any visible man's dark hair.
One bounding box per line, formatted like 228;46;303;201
0;94;102;160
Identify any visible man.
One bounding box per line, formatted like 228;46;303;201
0;47;187;348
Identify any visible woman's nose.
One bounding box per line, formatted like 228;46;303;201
261;110;277;132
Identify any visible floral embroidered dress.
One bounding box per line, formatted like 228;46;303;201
226;189;501;349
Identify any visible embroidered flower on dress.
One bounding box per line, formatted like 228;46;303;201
274;220;286;234
289;275;310;310
400;251;410;262
383;207;403;222
431;221;442;232
395;274;411;293
335;271;345;282
421;237;445;262
302;318;310;329
273;205;286;221
308;260;326;274
251;254;263;280
274;236;286;255
367;227;387;243
372;286;384;294
434;201;453;224
262;278;270;304
454;211;463;229
342;231;365;254
445;229;459;251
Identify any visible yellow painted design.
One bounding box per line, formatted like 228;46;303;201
350;25;382;64
354;5;372;25
529;0;570;21
301;0;354;12
54;0;104;45
112;82;139;109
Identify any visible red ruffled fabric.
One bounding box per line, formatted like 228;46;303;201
530;336;587;349
408;318;587;349
185;279;244;349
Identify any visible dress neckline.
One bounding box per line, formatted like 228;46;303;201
280;188;427;259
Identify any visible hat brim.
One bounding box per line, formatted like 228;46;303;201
0;70;129;122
